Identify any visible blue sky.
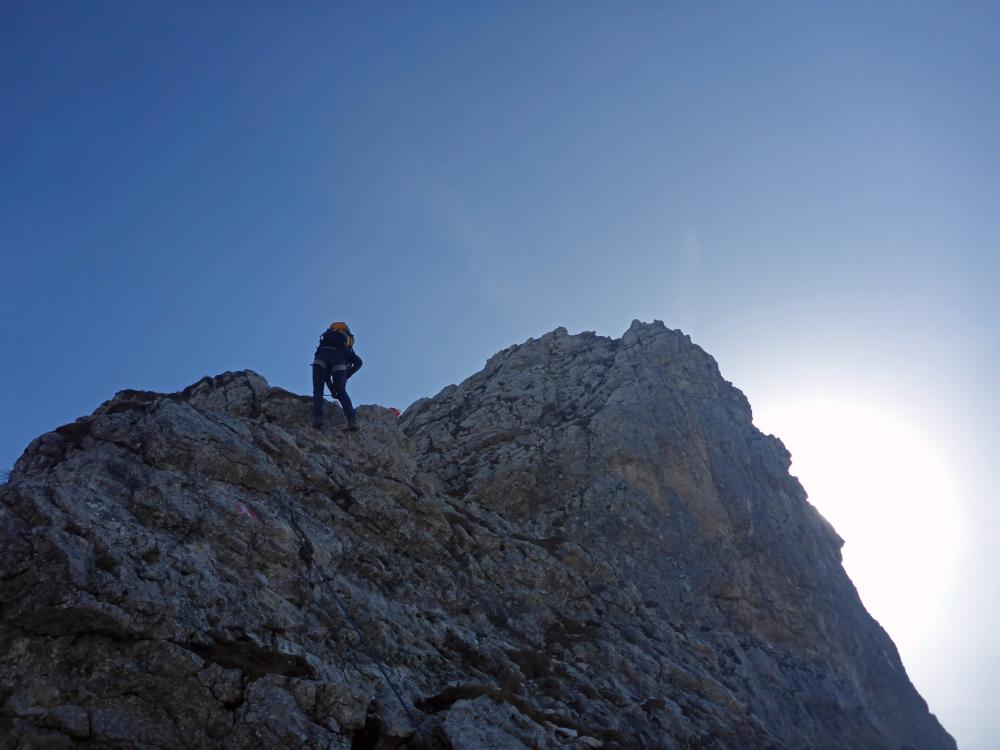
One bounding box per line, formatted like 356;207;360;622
3;2;998;744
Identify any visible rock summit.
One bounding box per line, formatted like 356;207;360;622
1;321;955;749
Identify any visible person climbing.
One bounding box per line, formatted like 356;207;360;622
312;321;363;431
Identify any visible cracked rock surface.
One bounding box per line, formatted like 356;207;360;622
1;321;955;749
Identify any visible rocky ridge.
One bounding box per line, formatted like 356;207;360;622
0;321;955;749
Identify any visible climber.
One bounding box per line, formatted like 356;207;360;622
312;322;363;431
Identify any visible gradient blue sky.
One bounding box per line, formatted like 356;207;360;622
3;3;998;744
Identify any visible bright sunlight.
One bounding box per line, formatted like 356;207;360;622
756;398;962;656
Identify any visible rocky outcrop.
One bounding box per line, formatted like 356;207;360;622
0;321;955;749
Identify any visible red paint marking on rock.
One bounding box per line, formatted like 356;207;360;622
234;501;260;523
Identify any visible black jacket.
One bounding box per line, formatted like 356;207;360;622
314;330;363;375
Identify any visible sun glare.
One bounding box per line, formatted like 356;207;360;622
757;398;962;656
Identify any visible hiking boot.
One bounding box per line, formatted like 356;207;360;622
345;419;360;432
312;421;324;430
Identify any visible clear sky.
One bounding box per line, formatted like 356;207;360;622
3;2;997;744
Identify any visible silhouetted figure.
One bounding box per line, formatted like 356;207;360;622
312;322;362;431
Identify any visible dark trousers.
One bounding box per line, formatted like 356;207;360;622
312;364;355;425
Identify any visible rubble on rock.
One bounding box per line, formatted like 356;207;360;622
1;321;955;749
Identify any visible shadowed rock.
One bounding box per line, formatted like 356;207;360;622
0;324;956;749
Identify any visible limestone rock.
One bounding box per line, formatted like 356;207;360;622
0;326;955;749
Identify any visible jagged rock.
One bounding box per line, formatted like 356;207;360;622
0;325;956;749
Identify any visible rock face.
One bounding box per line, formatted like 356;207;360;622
1;321;955;749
